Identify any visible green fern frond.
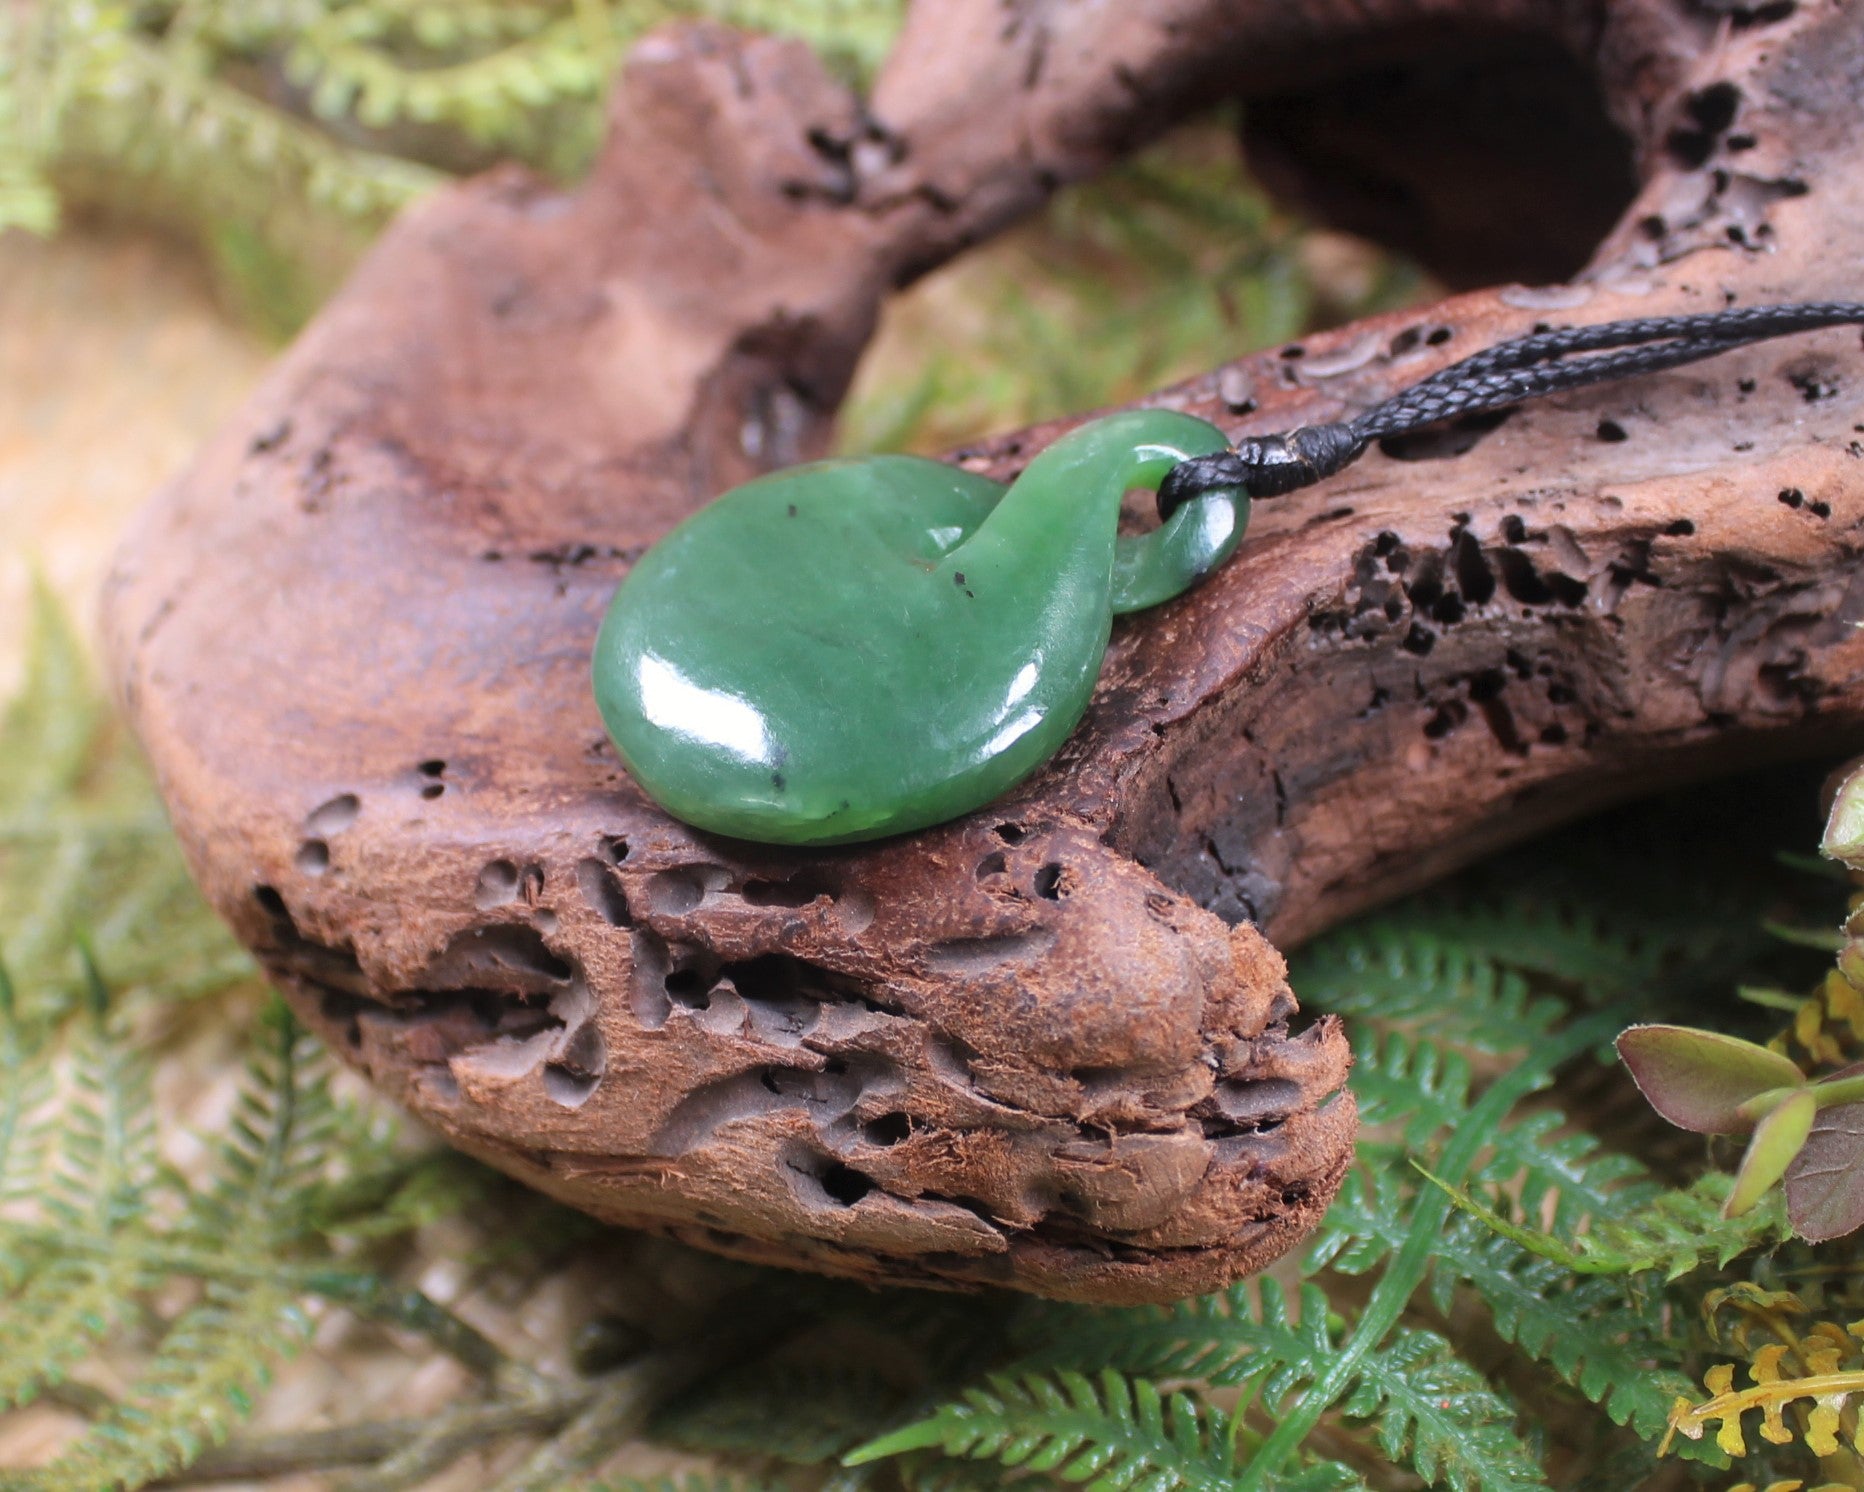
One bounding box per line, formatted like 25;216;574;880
282;3;625;152
0;958;53;1216
710;0;907;78
1339;1030;1644;1239
0;965;463;1486
1338;1326;1546;1492
1307;1038;1705;1452
37;1278;314;1491
1015;1282;1544;1492
1289;925;1567;1054
0;960;159;1410
28;1006;328;1485
847;1366;1285;1492
1298;924;1653;1236
0;586;253;1012
6;0;913;334
1439;1217;1696;1446
1313;1174;1696;1447
0;6;58;233
1270;1469;1371;1492
0;578;99;818
1016;1277;1336;1404
1428;1169;1788;1279
186;1003;338;1243
1371;896;1679;1001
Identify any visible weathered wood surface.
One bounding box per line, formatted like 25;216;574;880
105;0;1864;1302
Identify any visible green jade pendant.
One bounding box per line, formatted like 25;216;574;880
593;410;1246;845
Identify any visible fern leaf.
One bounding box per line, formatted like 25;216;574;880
1338;1326;1546;1492
1410;799;1812;1005
0;590;252;1008
0;2;58;234
31;1005;330;1486
1271;1468;1370;1492
847;1367;1276;1492
1427;1169;1787;1278
0;578;98;813
0;957;53;1214
35;1278;314;1491
712;0;907;78
1017;1277;1336;1410
0;963;158;1408
1311;1173;1699;1449
183;1002;337;1244
1342;1030;1647;1241
1289;925;1566;1054
1018;1283;1543;1492
283;5;621;150
1359;898;1661;1000
0;1248;155;1412
1432;1217;1698;1448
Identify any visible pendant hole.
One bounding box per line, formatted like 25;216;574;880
1119;486;1166;536
1033;862;1066;900
994;822;1027;845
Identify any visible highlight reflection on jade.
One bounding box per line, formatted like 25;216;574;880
592;410;1247;845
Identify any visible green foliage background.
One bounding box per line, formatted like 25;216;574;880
6;4;1864;1489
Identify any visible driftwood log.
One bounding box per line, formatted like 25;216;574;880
104;0;1864;1303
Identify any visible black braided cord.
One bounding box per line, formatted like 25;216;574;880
1155;301;1864;519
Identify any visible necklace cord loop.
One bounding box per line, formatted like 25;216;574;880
1155;300;1864;520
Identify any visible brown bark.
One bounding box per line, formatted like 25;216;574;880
104;0;1864;1303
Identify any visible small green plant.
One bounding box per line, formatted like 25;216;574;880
1595;762;1864;1245
1617;1024;1864;1238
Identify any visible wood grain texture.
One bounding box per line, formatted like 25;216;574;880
104;0;1864;1302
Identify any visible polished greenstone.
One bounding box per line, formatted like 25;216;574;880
592;410;1245;845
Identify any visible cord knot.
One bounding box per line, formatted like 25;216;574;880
1156;423;1367;519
